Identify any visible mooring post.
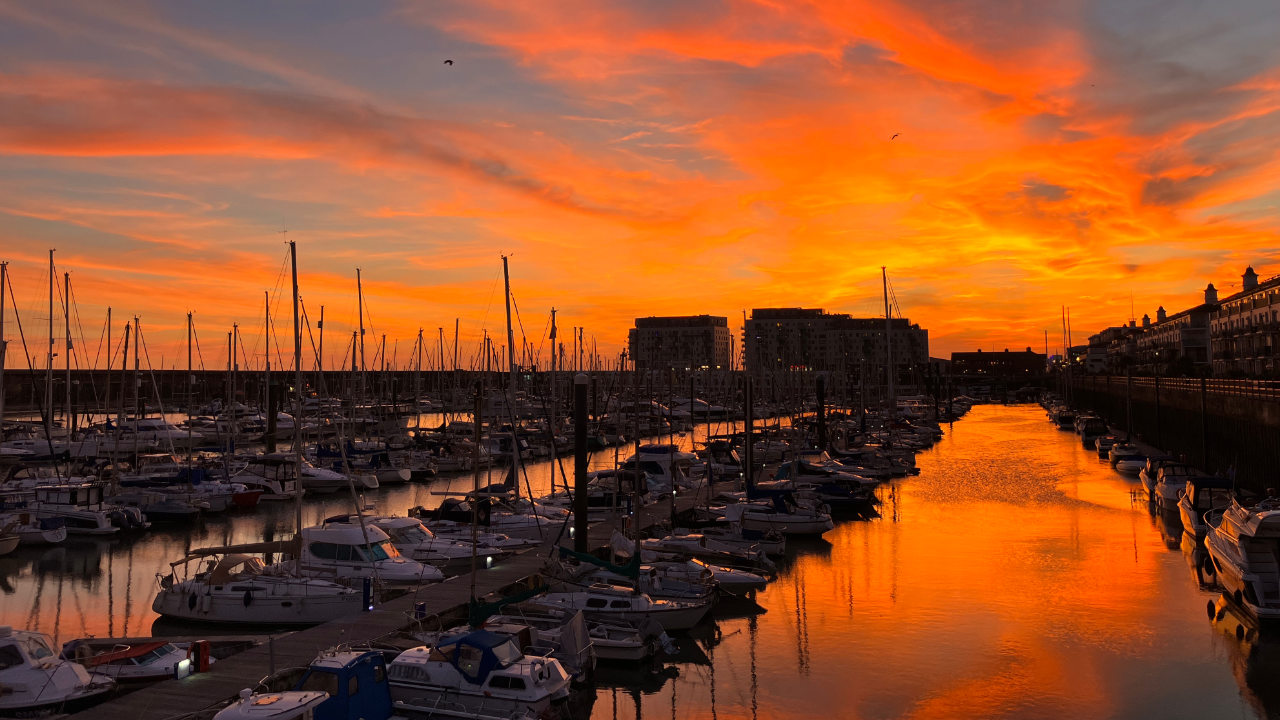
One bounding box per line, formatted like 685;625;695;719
573;373;589;552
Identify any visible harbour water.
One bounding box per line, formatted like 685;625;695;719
2;404;1276;719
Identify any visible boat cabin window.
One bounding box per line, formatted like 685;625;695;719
1198;488;1233;510
309;542;340;560
373;664;385;684
488;675;526;690
298;669;339;696
348;675;358;696
362;541;399;561
609;600;631;609
585;598;608;608
491;639;523;665
0;645;25;669
457;646;484;675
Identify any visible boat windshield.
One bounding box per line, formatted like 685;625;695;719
298;669;339;696
492;638;523;666
395;526;432;543
21;635;54;660
361;540;400;561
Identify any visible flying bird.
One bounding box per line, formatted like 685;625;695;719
444;59;454;65
890;133;900;140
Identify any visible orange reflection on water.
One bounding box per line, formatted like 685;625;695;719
618;405;1259;720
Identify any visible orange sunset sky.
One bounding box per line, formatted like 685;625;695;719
1;0;1278;371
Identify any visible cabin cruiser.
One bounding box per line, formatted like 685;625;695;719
1138;456;1178;495
217;650;390;720
622;444;701;497
0;626;114;714
1107;442;1143;467
229;454;303;500
27;483;148;535
295;523;441;584
1205;496;1280;621
1178;476;1237;539
152;552;364;626
533;583;712;630
61;640;206;682
419;496;568;542
327;514;505;572
1153;463;1198;508
538;468;649;521
0;509;66;545
640;531;777;574
388;630;571;719
1076;415;1109;447
485;603;653;664
1114;454;1146;476
1094;435;1119;458
719;491;834;535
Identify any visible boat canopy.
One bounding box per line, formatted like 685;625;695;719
431;630;522;685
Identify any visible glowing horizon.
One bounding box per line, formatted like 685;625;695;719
1;1;1278;371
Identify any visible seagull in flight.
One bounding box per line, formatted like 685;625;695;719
890;133;900;140
444;59;454;65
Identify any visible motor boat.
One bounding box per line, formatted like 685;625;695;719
152;552;365;626
388;630;571;719
0;509;66;546
534;583;712;631
1114;454;1146;476
327;514;505;573
229;454;303;500
216;650;391;720
0;626;114;714
1153;464;1198;508
719;491;834;535
296;523;442;584
1179;477;1238;539
1205;495;1280;621
61;639;209;682
1108;442;1143;467
28;483;148;535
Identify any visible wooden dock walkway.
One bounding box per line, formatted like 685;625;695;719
70;481;730;720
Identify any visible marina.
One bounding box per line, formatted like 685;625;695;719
1;403;1276;719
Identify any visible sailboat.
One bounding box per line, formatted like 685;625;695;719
151;242;364;626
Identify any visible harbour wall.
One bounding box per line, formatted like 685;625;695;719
1068;375;1280;493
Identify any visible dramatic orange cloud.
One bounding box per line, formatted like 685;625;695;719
0;1;1277;368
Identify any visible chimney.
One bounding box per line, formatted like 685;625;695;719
1205;283;1218;304
1142;314;1150;328
1243;266;1259;292
1156;306;1167;322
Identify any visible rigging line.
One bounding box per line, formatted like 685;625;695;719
507;288;531;365
66;277;105;416
136;324;180;456
192;316;210;373
5;275;66;479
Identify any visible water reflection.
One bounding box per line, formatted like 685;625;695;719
584;405;1275;720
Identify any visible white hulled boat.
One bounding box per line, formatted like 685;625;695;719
152;551;364;626
1205;496;1280;621
0;626;114;714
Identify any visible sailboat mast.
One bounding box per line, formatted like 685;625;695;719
549;308;557;492
46;249;53;427
317;305;325;373
882;266;894;411
64;272;72;435
264;290;271;409
356;268;366;403
187;312;193;466
502;255;517;394
290;241;305;537
0;261;7;424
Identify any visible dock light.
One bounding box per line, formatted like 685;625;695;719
568;526;575;538
486;555;493;568
174;658;192;680
362;577;374;611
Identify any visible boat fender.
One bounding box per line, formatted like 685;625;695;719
243;589;253;607
188;592;198;610
1207;600;1217;619
200;593;212;613
1203;555;1216;576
